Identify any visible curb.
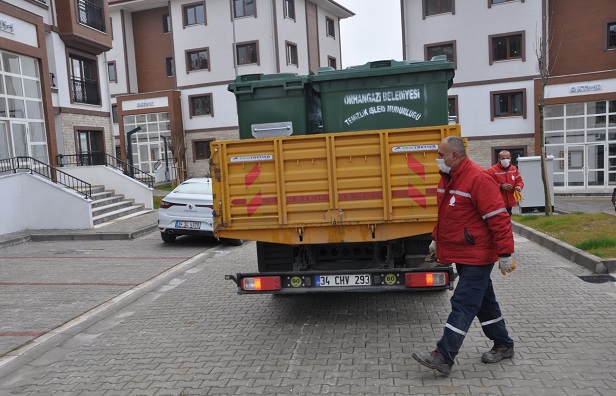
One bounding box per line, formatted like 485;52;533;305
0;224;159;246
512;221;616;274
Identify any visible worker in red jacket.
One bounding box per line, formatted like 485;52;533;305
412;136;516;376
487;150;524;215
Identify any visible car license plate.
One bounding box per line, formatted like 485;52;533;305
175;221;200;229
316;274;371;287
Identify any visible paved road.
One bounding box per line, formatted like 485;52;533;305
1;228;616;395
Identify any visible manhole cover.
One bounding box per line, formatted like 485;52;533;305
578;275;616;284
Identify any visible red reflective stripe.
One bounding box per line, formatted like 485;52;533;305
338;191;383;200
407;155;426;180
231;197;278;206
287;194;330;202
407;185;427;209
244;163;260;188
391;187;437;197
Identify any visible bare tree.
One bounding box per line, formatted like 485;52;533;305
167;130;187;185
535;16;561;216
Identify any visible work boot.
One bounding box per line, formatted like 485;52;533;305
412;350;452;375
481;343;514;363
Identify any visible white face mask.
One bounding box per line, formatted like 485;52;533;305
500;159;511;168
436;153;453;174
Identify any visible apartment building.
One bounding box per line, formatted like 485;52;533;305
0;0;113;167
107;0;353;180
401;0;616;191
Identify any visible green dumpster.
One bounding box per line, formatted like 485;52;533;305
311;57;455;133
228;73;322;139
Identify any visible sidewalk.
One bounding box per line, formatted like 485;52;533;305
0;210;159;249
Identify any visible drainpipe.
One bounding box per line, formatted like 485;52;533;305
126;126;141;178
161;135;170;181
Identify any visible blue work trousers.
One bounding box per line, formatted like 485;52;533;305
436;263;513;366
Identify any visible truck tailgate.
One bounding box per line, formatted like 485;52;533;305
211;125;461;244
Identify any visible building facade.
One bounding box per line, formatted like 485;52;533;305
401;0;616;191
108;0;353;180
0;0;113;168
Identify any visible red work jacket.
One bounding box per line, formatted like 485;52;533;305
487;163;525;208
432;157;514;265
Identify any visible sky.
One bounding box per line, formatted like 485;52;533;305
335;0;403;68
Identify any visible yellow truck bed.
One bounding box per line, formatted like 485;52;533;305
211;125;461;245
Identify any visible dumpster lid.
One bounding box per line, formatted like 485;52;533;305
312;58;455;82
517;155;555;162
228;73;311;93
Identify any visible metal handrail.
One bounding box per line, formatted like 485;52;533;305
0;156;92;199
56;152;155;188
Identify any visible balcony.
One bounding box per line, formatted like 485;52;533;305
56;0;112;55
71;77;100;105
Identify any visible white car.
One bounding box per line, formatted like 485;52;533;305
158;178;242;245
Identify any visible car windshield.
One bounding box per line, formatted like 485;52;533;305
173;182;212;195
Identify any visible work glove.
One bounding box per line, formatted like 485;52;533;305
429;240;436;256
498;255;517;276
513;190;524;202
425;240;437;262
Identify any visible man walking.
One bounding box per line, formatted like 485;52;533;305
412;136;517;375
487;150;524;215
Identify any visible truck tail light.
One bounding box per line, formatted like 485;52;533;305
241;276;282;291
405;272;448;288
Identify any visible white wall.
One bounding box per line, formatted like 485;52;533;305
61;166;154;209
403;0;540;139
317;7;342;68
0;173;92;235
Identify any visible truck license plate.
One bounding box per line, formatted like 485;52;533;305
316;274;371;287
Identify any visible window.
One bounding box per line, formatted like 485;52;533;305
489;0;523;6
77;0;106;32
111;104;118;123
284;0;295;19
608;21;616;49
69;53;100;105
186;48;209;72
425;41;455;64
107;61;117;82
286;42;298;66
183;3;205;26
491;89;526;120
328;56;337;69
490;32;524;64
189;94;212;117
236;42;258;65
162;13;171;33
448;96;458;123
423;0;453;18
166;57;174;77
194;139;214;160
233;0;255;18
326;17;335;38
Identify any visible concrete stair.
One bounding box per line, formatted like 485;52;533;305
88;186;149;226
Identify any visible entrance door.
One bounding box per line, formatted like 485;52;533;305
566;145;585;187
77;130;105;165
586;143;606;188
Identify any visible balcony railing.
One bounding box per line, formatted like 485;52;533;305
78;0;106;32
70;77;100;104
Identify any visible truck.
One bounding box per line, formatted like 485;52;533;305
213;57;460;294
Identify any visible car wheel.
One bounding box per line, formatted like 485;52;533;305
161;232;176;243
223;238;243;246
